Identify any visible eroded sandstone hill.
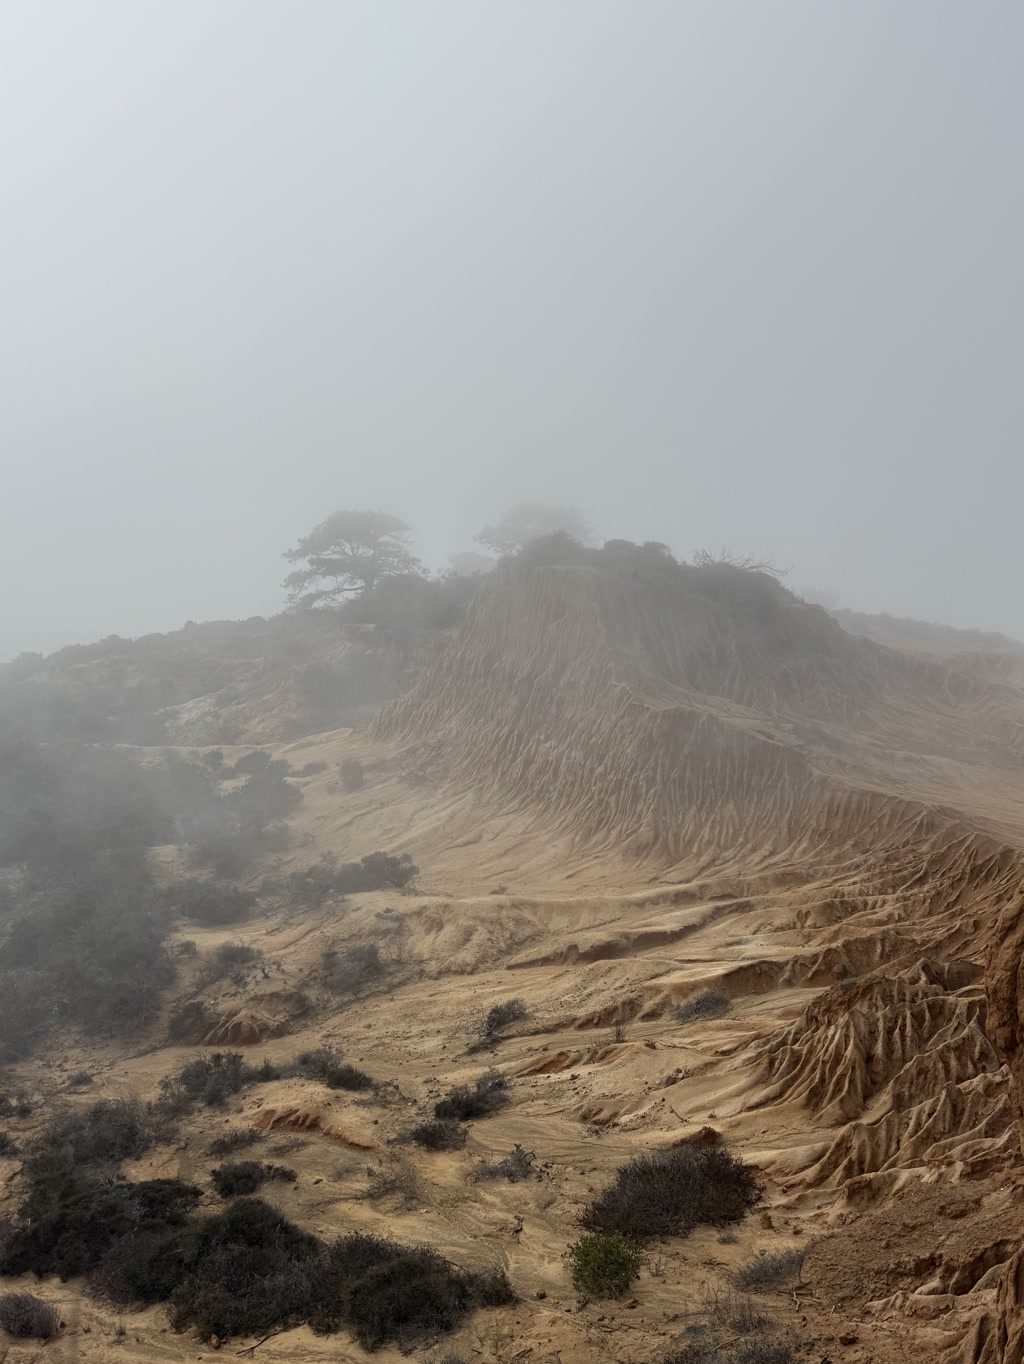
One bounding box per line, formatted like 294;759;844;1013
370;554;1024;1362
7;559;1024;1364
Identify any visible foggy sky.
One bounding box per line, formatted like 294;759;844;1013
2;1;1022;658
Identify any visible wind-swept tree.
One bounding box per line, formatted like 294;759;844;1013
475;502;592;557
283;510;422;607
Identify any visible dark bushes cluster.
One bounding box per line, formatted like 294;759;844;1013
581;1145;763;1241
1;1107;199;1283
292;1045;374;1091
98;1198;513;1348
1;854;175;1056
0;1291;63;1339
0;1092;513;1348
275;851;417;908
2;1171;197;1281
186;754;302;876
158;1052;263;1111
166;999;216;1044
198;941;265;986
434;1070;508;1121
169;879;256;926
210;1160;297;1197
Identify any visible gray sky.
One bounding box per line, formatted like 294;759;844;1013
2;1;1022;657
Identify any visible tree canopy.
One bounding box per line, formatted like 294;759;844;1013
475;502;592;557
283;511;422;607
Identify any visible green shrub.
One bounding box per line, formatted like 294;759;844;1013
0;1291;63;1338
581;1144;763;1241
211;1161;297;1197
434;1070;508;1121
564;1232;642;1299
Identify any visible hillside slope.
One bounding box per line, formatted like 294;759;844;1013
6;560;1024;1364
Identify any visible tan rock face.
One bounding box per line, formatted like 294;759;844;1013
986;897;1024;1150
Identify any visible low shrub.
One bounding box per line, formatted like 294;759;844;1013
479;998;526;1039
340;758;365;791
292;1045;372;1088
168;879;257;926
279;852;417;908
733;1246;808;1292
30;1098;160;1170
211;1160;297;1197
404;1119;467;1151
0;1291;62;1339
364;1156;421;1206
564;1232;643;1299
581;1144;763;1241
323;943;384;994
198;942;265;986
327;1063;373;1091
676;989;730;1023
0;1131;18;1156
661;1335;796;1364
0;1087;32;1119
207;1127;263;1156
294;761;328;777
434;1070;508;1121
158;1052;259;1110
732;1344;796;1364
293;1044;344;1076
477;1144;535;1182
67;1069;94;1088
166;999;215;1044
